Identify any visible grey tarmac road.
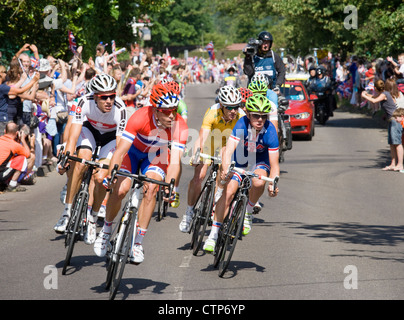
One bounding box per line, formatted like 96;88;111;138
1;83;404;302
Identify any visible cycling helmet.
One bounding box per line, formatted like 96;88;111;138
248;80;268;94
150;83;179;109
218;85;242;106
85;79;93;94
90;74;117;93
238;87;253;103
164;81;180;95
245;94;274;114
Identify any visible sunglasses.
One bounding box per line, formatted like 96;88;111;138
250;113;268;120
157;107;178;115
224;105;239;111
96;93;116;100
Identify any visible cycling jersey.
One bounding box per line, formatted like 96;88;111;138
266;89;278;120
228;115;279;169
200;103;245;156
177;99;188;120
72;93;127;136
120;106;188;178
71;93;127;159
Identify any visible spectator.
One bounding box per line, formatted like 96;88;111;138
0;64;39;136
362;79;402;171
387;53;404;83
0;122;31;192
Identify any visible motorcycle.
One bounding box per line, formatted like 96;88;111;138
310;86;332;125
277;96;292;163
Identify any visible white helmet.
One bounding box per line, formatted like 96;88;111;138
251;73;269;86
85;79;93;94
218;85;242;106
90;73;117;93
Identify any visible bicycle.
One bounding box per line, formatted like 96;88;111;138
58;146;109;276
188;148;221;256
213;164;279;277
104;165;175;300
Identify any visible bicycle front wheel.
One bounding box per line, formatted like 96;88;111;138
217;196;247;277
62;190;88;275
191;184;214;255
109;208;136;300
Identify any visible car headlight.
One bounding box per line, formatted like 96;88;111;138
291;112;311;119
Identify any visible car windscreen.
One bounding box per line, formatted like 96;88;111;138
281;84;305;101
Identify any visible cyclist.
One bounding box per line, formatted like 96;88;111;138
203;94;280;252
248;74;279;132
179;85;244;233
95;82;188;264
55;74;127;246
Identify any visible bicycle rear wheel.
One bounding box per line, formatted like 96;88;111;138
109;207;135;300
217;196;247;277
62;190;88;275
191;184;214;255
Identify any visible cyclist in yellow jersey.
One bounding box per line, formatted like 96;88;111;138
179;86;245;232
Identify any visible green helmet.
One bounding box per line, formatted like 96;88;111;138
245;94;274;113
248;80;268;94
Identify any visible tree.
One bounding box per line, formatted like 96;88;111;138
0;0;172;63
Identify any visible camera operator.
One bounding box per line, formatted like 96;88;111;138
243;31;286;93
0;122;31;192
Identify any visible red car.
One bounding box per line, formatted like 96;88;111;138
281;80;315;140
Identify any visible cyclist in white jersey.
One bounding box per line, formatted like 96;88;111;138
54;74;127;245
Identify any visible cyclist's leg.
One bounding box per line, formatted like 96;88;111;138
204;177;239;252
180;163;208;232
243;162;270;235
91;140;116;214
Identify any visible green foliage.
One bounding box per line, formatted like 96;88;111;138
0;0;173;62
214;0;404;59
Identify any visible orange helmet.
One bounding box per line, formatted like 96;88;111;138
164;81;180;95
150;83;179;109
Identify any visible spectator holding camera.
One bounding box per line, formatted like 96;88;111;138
0;122;31;192
243;31;286;92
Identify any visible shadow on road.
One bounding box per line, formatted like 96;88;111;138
282;221;404;263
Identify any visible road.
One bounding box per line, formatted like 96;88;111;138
1;83;404;303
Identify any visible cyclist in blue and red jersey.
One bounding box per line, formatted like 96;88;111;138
203;94;280;252
95;82;188;264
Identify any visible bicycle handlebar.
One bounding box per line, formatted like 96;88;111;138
109;164;175;199
221;162;279;189
192;147;222;165
57;146;109;170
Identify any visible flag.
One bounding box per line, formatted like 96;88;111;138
111;40;117;64
68;31;77;54
30;57;40;70
205;41;215;61
165;47;172;65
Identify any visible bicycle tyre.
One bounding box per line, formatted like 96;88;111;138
62;190;88;275
105;202;130;290
189;183;208;249
218;196;247;277
156;187;164;221
109;208;135;300
192;184;214;256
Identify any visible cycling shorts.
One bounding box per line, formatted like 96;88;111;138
120;144;168;180
231;161;271;185
76;124;117;160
